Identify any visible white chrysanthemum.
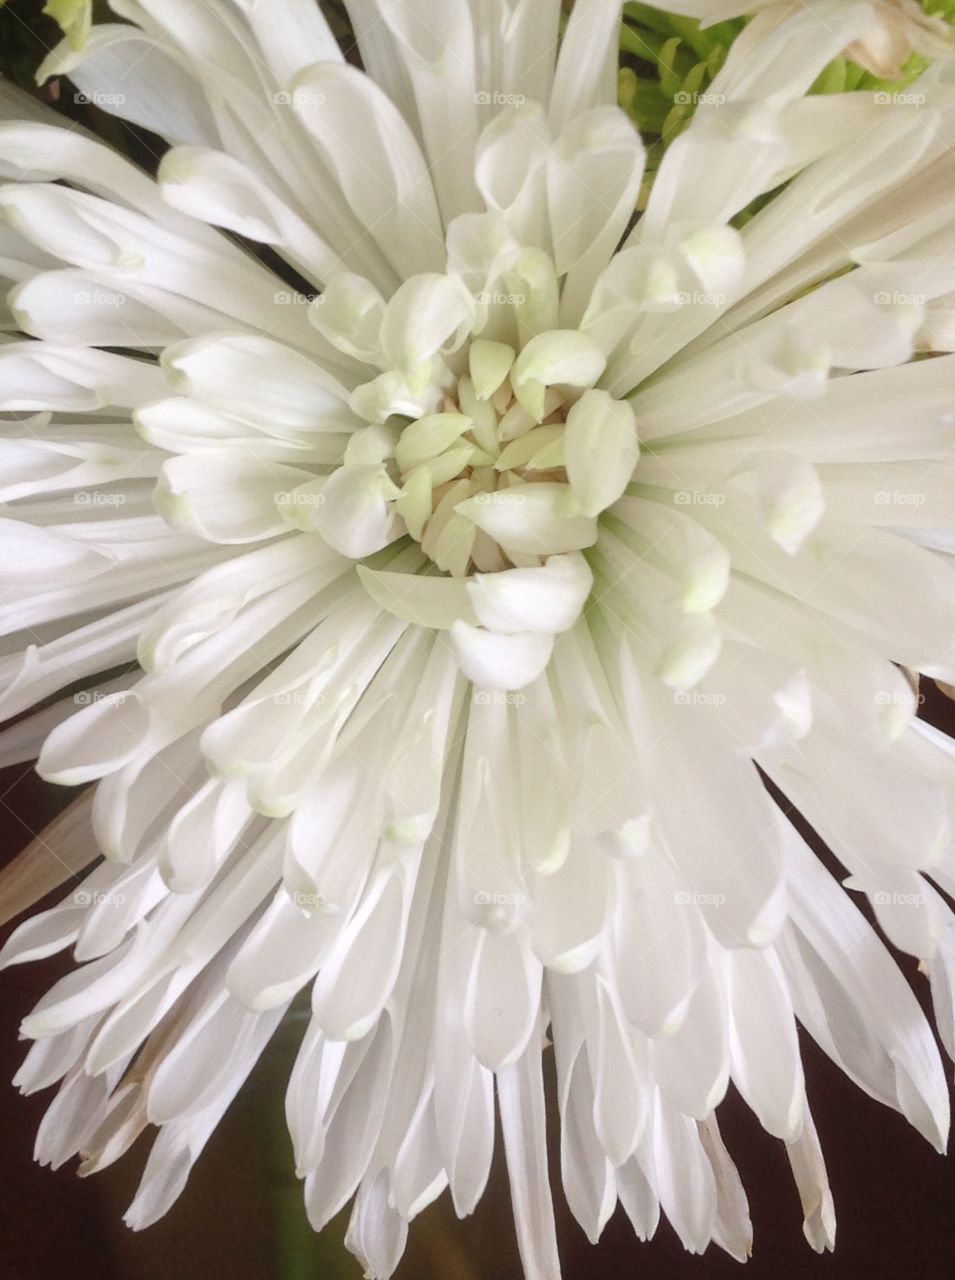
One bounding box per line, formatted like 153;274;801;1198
2;1;955;1276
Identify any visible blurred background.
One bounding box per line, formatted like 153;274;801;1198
1;0;955;1276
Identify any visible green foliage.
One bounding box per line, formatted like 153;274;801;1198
0;0;63;88
618;5;744;206
620;0;955;208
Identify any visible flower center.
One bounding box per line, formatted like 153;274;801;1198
390;348;591;576
295;272;640;582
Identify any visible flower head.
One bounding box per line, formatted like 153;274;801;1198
1;2;955;1277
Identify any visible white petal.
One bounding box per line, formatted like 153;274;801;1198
158;146;341;284
155;455;313;544
564;390;639;517
449;622;554;691
291;62;444;279
456;483;598;557
466;553;592;635
303;466;402;558
357;565;476;630
379;274;477;382
38;26;219;147
497;1028;563;1280
163;334;351;431
511;330;605;421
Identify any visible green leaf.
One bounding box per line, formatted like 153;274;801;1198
657;35;684;98
811;56;848;95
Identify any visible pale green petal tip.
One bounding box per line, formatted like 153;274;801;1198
42;0;91;51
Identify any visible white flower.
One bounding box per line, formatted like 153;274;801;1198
1;2;955;1277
